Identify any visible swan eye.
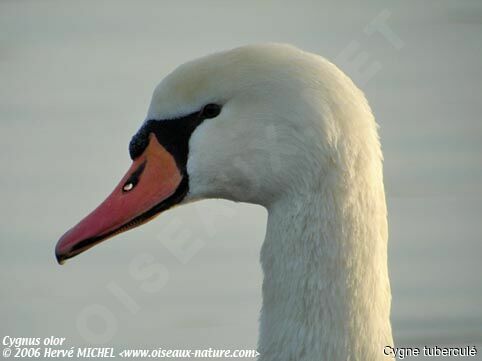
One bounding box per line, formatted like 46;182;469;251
201;103;221;119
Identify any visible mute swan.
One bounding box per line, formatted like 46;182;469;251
55;44;393;361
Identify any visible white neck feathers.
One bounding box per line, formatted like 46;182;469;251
258;152;393;361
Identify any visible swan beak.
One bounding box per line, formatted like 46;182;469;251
55;134;185;264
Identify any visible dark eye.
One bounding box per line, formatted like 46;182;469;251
201;103;221;119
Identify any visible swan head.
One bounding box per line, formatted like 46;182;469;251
55;43;375;263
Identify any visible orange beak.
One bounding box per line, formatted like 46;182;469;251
55;134;185;264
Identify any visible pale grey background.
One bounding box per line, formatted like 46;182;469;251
1;0;481;360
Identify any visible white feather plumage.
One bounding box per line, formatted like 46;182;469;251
147;43;393;361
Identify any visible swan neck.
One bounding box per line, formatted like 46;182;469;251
258;188;393;361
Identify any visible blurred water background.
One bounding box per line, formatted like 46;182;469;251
1;1;481;359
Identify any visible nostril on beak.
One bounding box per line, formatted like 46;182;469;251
123;183;134;192
122;161;147;193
